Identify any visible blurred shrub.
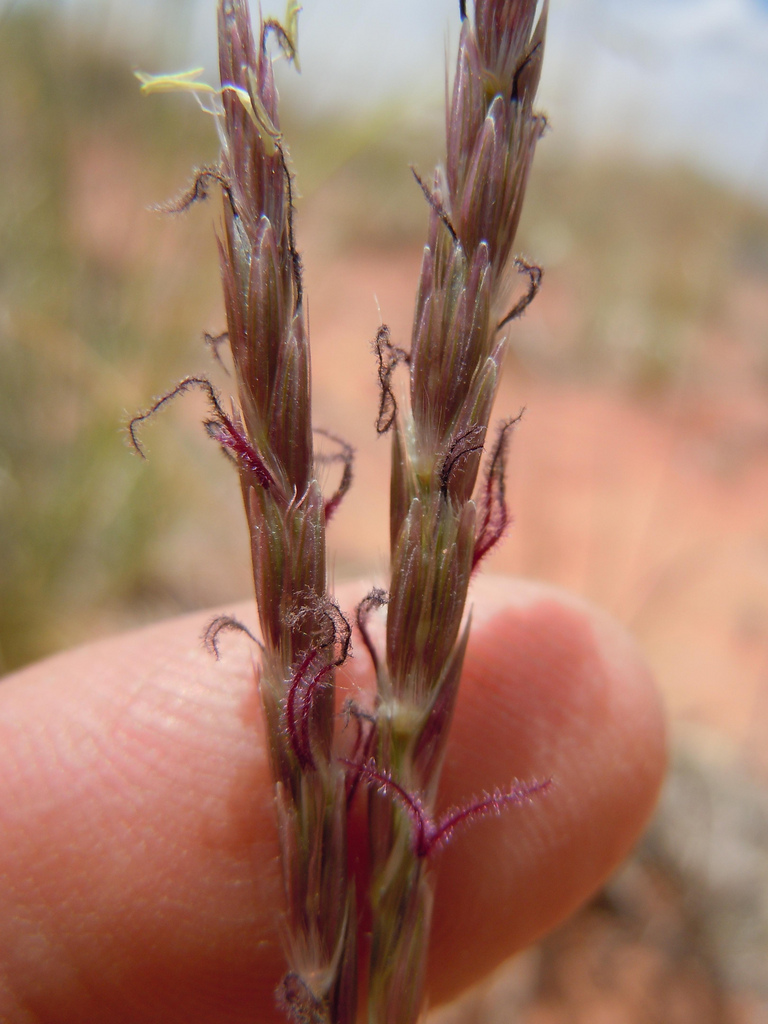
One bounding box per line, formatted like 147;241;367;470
514;154;768;388
0;8;228;670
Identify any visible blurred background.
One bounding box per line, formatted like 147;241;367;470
1;0;768;1019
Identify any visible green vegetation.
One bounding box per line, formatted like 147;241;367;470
0;8;222;670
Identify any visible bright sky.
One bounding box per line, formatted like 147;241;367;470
14;0;768;202
542;0;768;199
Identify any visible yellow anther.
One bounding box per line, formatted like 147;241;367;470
134;66;283;157
282;1;302;71
134;67;217;97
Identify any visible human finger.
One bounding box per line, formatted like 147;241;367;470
0;576;664;1022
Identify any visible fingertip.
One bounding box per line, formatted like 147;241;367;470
0;578;666;1021
424;575;666;1005
0;609;286;1023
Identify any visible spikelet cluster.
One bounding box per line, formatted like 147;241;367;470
368;3;548;1021
132;2;547;1021
216;2;357;1020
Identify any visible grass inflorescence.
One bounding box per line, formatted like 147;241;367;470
130;1;548;1021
